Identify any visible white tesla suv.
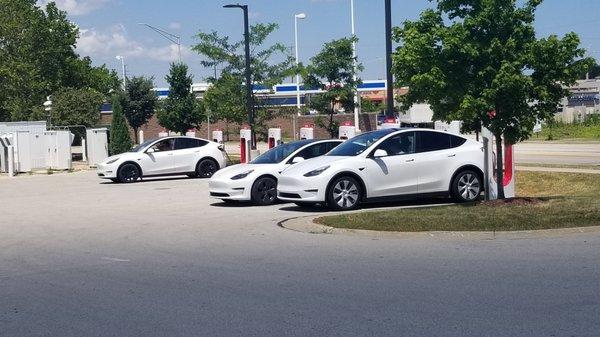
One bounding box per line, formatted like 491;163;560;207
209;139;343;205
96;136;227;183
278;128;484;210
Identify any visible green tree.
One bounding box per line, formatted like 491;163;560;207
120;76;158;143
0;0;119;122
193;23;294;137
392;0;592;199
51;88;103;127
109;95;133;155
304;37;363;137
157;63;204;135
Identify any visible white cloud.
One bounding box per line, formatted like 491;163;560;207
77;24;191;62
38;0;111;16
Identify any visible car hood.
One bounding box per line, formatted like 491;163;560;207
281;156;350;176
211;163;279;179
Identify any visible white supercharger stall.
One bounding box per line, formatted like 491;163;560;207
239;128;252;164
481;127;515;199
299;125;314;140
267;128;282;149
185;130;196;137
44;130;73;170
338;122;357;140
379;117;400;130
158;130;169;138
212;130;223;144
434;121;462;135
86;128;109;167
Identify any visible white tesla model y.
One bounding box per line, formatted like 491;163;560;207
96;136;227;183
209;139;343;205
277;128;484;210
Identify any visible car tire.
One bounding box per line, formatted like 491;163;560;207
251;176;277;206
326;176;362;211
451;170;482;202
117;163;140;183
196;158;219;178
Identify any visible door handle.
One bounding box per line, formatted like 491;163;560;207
405;159;415;162
448;154;456;157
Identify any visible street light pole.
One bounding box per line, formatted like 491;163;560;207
294;13;307;141
384;0;394;118
138;23;182;62
351;0;361;131
224;4;255;149
115;55;126;89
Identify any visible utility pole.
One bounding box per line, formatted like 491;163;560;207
351;0;361;131
384;0;394;118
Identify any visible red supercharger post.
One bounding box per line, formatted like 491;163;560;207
239;127;252;164
267;127;282;149
379;116;400;130
482;110;515;199
338;121;357;140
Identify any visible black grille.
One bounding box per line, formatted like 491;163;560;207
279;192;301;199
210;192;230;197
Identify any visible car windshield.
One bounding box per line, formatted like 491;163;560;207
130;139;157;152
251;140;314;164
327;129;398;156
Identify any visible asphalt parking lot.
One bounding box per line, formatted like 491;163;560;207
1;172;599;337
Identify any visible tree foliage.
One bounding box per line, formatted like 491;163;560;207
193;23;294;139
392;0;592;198
51;88;103;127
157;63;204;135
120;76;158;143
0;0;119;122
109;95;133;155
304;37;363;137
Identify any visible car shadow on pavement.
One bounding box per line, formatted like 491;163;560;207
99;176;203;185
278;197;453;213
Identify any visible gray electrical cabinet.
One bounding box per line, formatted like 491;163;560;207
44;131;73;170
86;128;109;167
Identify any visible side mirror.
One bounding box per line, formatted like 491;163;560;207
146;148;156;154
292;156;305;164
373;149;388;158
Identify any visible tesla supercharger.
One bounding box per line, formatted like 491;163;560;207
86;128;109;167
212;130;223;144
338;122;356;140
299;125;314;140
379;117;400;130
482;127;515;199
185;130;196;137
267;128;282;149
239;128;252;164
158;130;169;138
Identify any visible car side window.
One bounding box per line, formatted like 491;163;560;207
150;139;174;152
416;131;451;153
293;143;329;161
325;141;341;152
175;138;206;150
376;132;416;156
450;135;467;148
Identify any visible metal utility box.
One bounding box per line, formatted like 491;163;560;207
299;125;314;140
267;128;282;149
399;104;434;124
44;131;73;170
0;135;12;173
86;128;109;167
434;121;462;135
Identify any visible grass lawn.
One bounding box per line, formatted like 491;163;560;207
535;123;600;141
516;163;600;170
315;171;600;232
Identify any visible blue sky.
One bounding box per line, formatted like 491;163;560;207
45;0;600;87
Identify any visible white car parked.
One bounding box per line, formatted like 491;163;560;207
97;136;227;183
278;128;484;210
209;139;343;205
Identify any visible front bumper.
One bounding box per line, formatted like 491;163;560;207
96;163;117;179
277;175;326;203
208;177;253;201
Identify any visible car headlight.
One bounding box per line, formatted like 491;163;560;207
303;165;330;177
231;169;254;180
105;157;120;164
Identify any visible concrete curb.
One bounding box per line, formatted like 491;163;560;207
279;214;600;240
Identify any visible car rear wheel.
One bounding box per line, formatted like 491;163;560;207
251;176;277;206
196;158;219;178
117;163;140;183
326;176;361;211
452;170;482;202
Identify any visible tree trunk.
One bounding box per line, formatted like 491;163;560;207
329;101;335;138
133;127;139;144
495;134;505;199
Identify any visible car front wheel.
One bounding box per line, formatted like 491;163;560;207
326;176;361;211
452;170;482;202
251;176;277;206
117;163;140;183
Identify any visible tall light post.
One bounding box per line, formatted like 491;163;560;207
138;23;182;62
351;0;360;131
115;55;126;89
224;3;255;149
294;12;307;140
384;0;394;118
